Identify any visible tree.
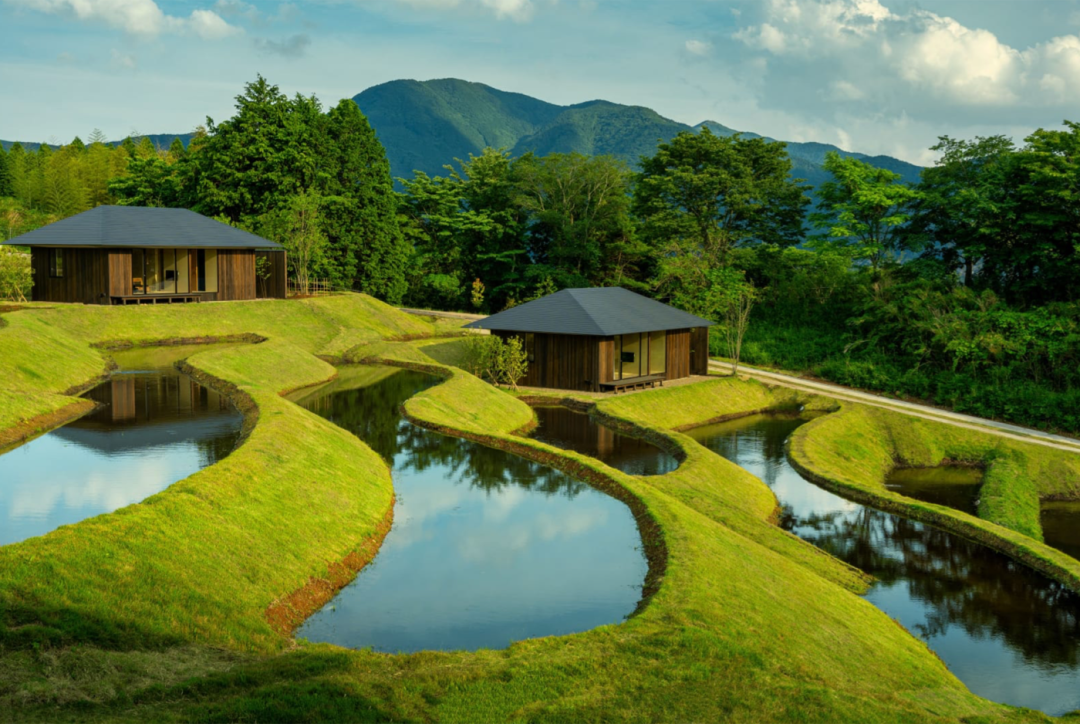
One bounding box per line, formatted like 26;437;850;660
263;191;327;296
634;128;808;314
512;152;644;290
0;245;32;301
634;127;809;270
495;335;529;390
715;269;756;376
911;135;1016;286
320;99;409;302
810;152;921;272
0;145;11;198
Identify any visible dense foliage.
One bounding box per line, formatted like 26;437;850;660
2;76;1078;431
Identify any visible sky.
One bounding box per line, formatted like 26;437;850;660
1;0;1079;165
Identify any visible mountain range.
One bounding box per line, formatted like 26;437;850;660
3;78;924;189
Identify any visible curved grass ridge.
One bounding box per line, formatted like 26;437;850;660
789;401;1080;595
0;305;1058;721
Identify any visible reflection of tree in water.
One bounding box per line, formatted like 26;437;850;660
195;430;243;468
300;367;587;499
784;455;1080;670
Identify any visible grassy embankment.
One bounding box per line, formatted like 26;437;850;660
789;402;1080;592
0;307;1062;721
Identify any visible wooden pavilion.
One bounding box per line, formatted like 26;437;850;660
466;287;714;393
2;206;286;304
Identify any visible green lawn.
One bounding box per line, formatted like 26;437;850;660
0;299;1069;722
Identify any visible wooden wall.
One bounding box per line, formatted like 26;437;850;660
598;337;614;386
690;326;710;376
496;332;603;392
255;250;288;299
31;248;111;304
665;328;691;380
216;250;256;301
109;251;132;297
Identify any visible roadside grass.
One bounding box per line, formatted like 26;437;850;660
0;301;1063;722
790;401;1080;592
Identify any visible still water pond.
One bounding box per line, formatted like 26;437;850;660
290;366;647;653
529;406;678;477
688;413;1080;717
0;345;242;547
884;465;984;516
1042;501;1080;563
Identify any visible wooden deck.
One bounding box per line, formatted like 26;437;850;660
110;294;203;305
600;373;665;394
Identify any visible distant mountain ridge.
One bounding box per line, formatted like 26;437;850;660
1;134;194;153
2;78;923;190
352;78;924;186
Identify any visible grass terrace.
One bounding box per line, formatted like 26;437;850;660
0;300;1071;721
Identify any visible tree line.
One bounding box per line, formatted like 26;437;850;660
2;76;1078;431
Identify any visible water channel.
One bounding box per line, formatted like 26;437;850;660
289;366;647;653
529;406;678;477
686;412;1080;716
0;345;243;547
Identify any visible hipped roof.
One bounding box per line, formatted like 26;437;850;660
465;287;715;336
1;206;282;250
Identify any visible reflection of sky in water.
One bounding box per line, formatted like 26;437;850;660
295;368;647;653
689;414;1080;717
0;371;241;547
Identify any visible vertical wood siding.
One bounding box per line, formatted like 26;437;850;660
31;248;111;304
665;328;691;380
496;332;603;392
108;251;132;297
598;337;615;385
690;326;710;376
216;250;256;301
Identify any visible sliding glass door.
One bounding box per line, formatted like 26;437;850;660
129;249;215;295
612;331;667;381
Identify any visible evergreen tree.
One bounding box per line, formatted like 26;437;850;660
322;98;408;302
70;136;86;152
0;145;12;198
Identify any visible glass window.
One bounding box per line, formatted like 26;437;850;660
612;335;620;380
162;249;177;293
620;332;642;379
204;250;218;293
175;250;190;293
49;249;63;278
131;249;144;293
145;249;161;292
649;331;667;375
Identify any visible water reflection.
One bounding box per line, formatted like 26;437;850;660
688;413;1080;717
528;406;679;477
0;363;241;547
1042;501;1080;563
290;366;647;653
885;466;983;516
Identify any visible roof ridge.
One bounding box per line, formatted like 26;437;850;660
559;288;603;329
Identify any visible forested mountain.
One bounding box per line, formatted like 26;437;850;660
353;78;923;184
1;134;194;153
4;78;921;185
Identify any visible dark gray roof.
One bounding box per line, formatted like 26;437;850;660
465;287;715;336
0;206;282;249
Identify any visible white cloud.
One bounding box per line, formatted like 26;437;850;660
5;0;241;39
733;0;1080;112
685;39;712;57
389;0;537;22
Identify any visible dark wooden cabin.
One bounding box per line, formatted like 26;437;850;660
2;206;286;305
465;287;714;393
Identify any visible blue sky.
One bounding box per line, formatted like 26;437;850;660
2;0;1079;164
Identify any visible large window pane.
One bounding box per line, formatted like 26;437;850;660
620;332;642;379
204;250;218;293
161;249;177;293
145;250;161;292
131;249;144;294
612;335;620;380
649;331;666;375
175;250;190;293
